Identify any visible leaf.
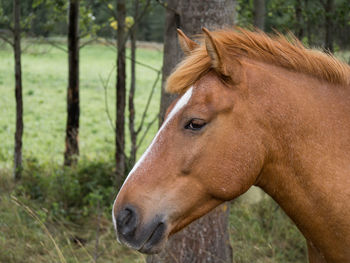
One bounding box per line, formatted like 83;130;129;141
110;20;118;30
125;16;134;29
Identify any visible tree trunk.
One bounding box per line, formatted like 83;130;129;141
150;1;236;262
13;0;23;180
116;0;126;179
157;0;179;125
304;0;312;45
253;0;265;30
324;0;334;53
295;0;304;39
128;0;139;167
64;0;80;166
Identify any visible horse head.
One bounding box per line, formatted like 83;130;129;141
112;28;267;253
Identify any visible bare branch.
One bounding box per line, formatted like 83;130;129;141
78;31;90;39
155;0;177;13
99;67;116;133
79;37;99;49
107;0;152;58
99;66;129;161
128;56;161;74
136;113;159;149
136;69;161;134
41;37;67;53
95;38;161;73
0;32;14;47
132;0;152;28
100;4;117;20
0;28;13;35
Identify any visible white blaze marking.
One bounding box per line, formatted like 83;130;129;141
112;87;193;230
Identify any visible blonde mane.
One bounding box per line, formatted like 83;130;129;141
166;28;350;94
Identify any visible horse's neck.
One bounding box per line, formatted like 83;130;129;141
250;62;350;261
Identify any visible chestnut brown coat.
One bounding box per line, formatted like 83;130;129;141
113;28;350;263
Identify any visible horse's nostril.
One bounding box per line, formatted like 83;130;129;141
119;209;132;226
116;207;138;238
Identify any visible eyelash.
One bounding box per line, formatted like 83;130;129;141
184;119;206;131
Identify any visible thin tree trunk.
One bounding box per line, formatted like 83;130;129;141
150;1;236;262
13;0;23;180
64;0;80;166
253;0;265;30
157;0;179;126
116;0;126;179
324;0;334;53
304;0;312;45
128;0;139;166
295;0;304;39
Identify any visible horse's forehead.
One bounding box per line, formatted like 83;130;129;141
195;71;222;88
191;73;225;102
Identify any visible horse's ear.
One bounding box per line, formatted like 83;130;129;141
177;29;198;55
202;27;241;83
202;27;224;70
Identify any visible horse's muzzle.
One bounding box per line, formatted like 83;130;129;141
115;205;167;254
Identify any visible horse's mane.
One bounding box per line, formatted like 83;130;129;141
166;28;350;94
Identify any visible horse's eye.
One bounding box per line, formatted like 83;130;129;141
185;119;206;131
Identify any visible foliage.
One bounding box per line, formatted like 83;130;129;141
0;0;165;42
15;158;116;221
230;196;307;263
236;0;350;48
109;16;135;31
0;0;37;33
0;174;145;263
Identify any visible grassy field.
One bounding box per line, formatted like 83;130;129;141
0;40;162;168
6;40;349;262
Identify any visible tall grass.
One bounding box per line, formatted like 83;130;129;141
0;169;146;263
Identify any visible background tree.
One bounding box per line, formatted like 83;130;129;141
13;0;23;180
127;0;155;167
253;0;265;30
64;0;80;166
149;0;236;262
128;0;139;166
294;0;303;39
115;0;126;180
321;0;334;52
0;1;37;181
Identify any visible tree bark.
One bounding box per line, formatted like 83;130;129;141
304;0;312;45
116;0;126;179
128;0;139;167
253;0;265;30
64;0;80;166
151;1;236;262
158;0;180;125
159;0;236;124
13;0;23;180
324;0;334;53
295;0;304;39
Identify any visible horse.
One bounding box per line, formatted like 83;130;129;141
112;27;350;263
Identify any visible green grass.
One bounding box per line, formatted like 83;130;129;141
0;173;146;263
230;195;307;263
0;40;162;168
